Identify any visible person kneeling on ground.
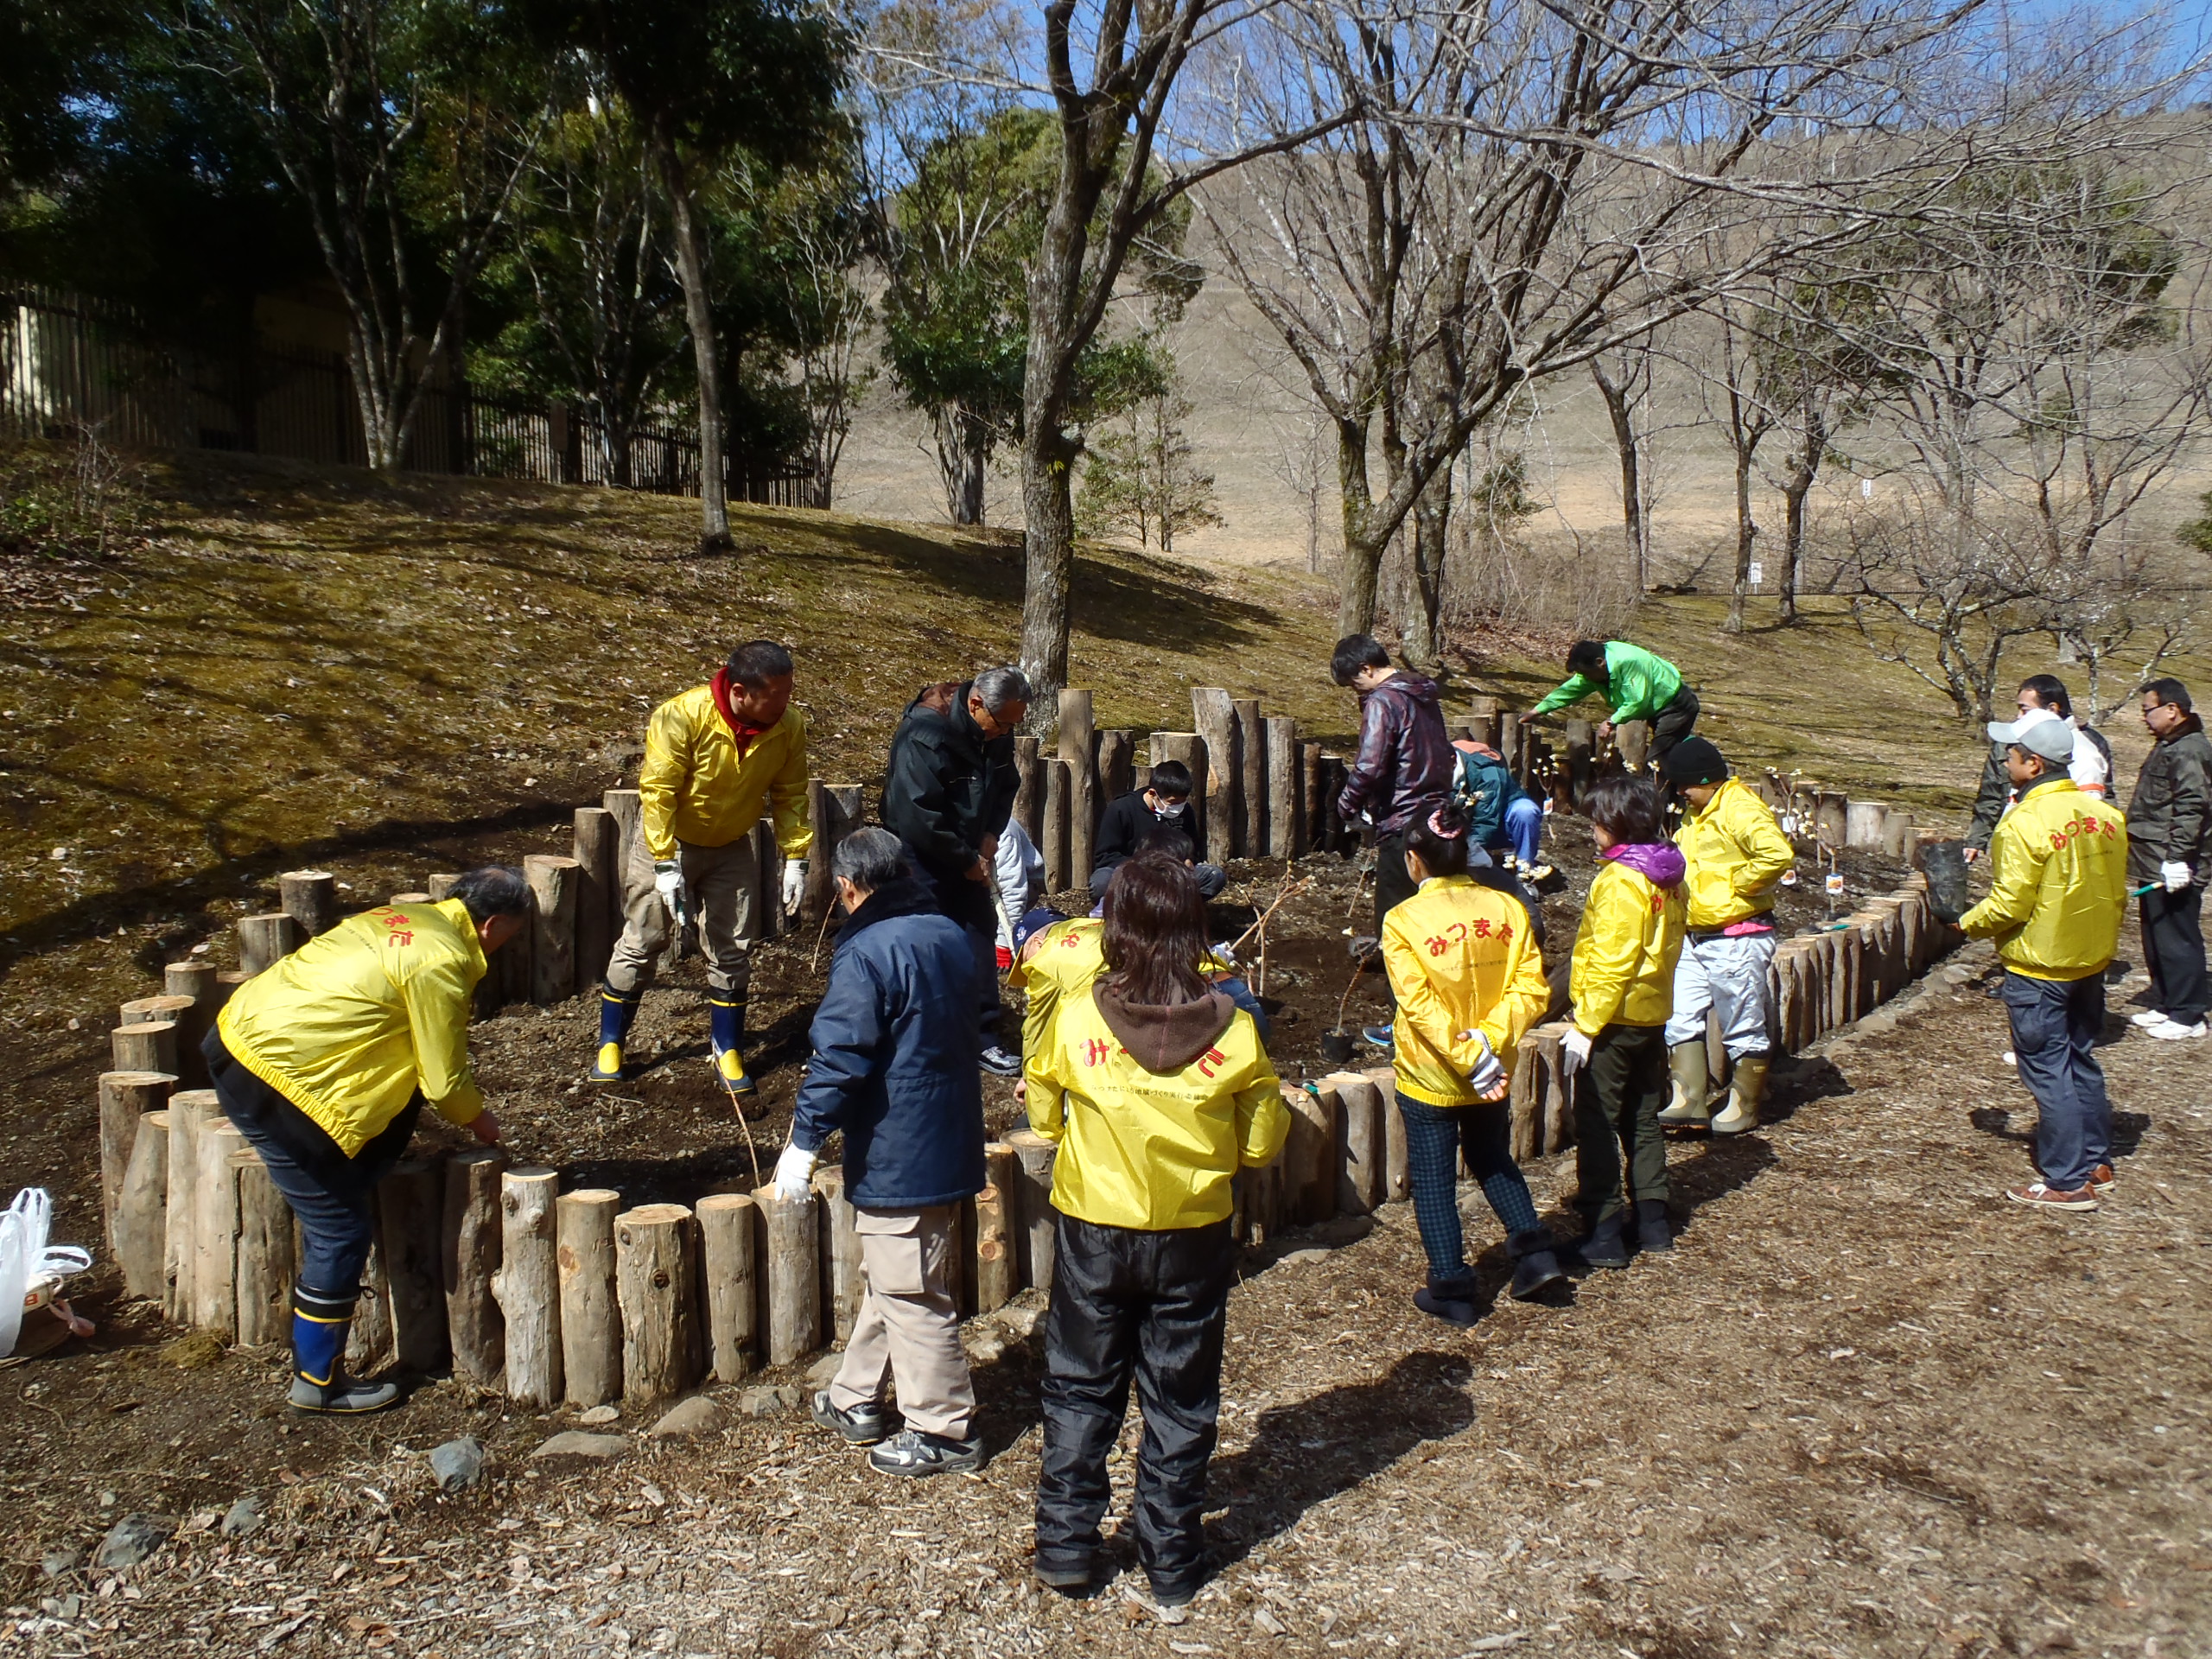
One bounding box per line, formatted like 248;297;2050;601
1959;717;2129;1211
781;827;988;1475
1382;804;1561;1325
1562;776;1687;1268
206;868;524;1413
1028;855;1288;1607
1090;760;1227;899
1451;734;1547;876
1656;737;1796;1136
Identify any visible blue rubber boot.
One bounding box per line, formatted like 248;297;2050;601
709;992;756;1098
288;1285;398;1414
589;988;641;1083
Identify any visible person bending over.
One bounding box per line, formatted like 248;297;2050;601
207;868;526;1413
1561;776;1687;1268
1027;855;1287;1608
1531;639;1700;773
1381;804;1560;1326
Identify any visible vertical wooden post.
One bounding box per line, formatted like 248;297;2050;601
379;1157;448;1374
523;854;581;1003
602;786;644;871
1041;758;1071;893
1262;717;1299;858
1014;735;1045;848
120;993;194;1028
442;1147;506;1385
750;819;786;942
237;913;302;976
751;1186;821;1367
573;807;619;988
116;1109;169;1302
1191;689;1239;858
975;1142;1016;1313
493;1166;563;1408
1059;689;1096;893
616;1203;702;1407
99;1070;175;1246
1300;742;1325;859
556;1188;622;1408
162;962;219;1089
1563;720;1597;810
278;870;339;938
1003;1128;1058;1292
163;1090;217;1322
348;1224;395;1376
1096;729;1135;806
1233;698;1266;857
1281;1083;1337;1224
497;884;537;1007
810;1166;863;1343
1881;807;1915;861
232;1147;296;1346
1497;711;1523;779
192;1119;245;1338
1327;1072;1386;1214
1367;1065;1409;1202
697;1192;760;1382
803;781;836;927
110;1022;177;1077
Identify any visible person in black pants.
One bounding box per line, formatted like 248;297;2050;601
881;667;1031;1075
2127;677;2212;1041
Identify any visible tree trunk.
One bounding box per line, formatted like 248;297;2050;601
1333;416;1387;637
1777;404;1823;627
934;405;989;526
1727;434;1757;634
1400;466;1452;671
654;129;733;555
1019;420;1082;704
1592;360;1646;590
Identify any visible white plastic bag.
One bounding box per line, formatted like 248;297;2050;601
0;1189;91;1359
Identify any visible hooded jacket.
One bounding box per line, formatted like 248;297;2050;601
1382;874;1552;1107
215;899;488;1157
1568;844;1688;1034
1961;775;2128;980
637;681;813;861
1450;741;1534;849
789;878;986;1208
1675;775;1796;931
2124;713;2212;884
882;680;1020;882
1028;982;1287;1230
1338;671;1455;838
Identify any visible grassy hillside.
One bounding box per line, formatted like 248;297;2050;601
5;438;2185;1016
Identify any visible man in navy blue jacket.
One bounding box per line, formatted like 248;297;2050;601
774;826;988;1478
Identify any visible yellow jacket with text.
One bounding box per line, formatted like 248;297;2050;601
1014;916;1106;1092
217;899;488;1156
1568;855;1687;1034
1382;875;1552;1107
1675;776;1796;931
1959;777;2128;980
1027;989;1287;1230
638;684;812;861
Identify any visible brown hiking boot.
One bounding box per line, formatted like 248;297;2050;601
2005;1180;2099;1212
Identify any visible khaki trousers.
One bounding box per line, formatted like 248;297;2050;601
827;1205;975;1440
603;830;759;996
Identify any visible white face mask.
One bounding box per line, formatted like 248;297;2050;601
1152;798;1186;820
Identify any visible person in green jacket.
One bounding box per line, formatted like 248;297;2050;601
1531;640;1700;772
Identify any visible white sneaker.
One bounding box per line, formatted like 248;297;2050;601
2145;1019;2208;1041
2130;1009;2168;1027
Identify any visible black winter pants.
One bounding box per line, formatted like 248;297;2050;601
2141;886;2208;1027
1573;1023;1670;1225
1036;1214;1233;1597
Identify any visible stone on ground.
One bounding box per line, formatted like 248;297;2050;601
532;1431;630;1459
429;1436;486;1491
93;1515;175;1569
648;1395;725;1439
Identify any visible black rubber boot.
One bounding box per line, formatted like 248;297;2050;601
1413;1270;1481;1327
1570;1212;1631;1270
1506;1228;1567;1301
1635;1198;1675;1254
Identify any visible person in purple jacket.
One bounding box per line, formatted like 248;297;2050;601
1331;634;1457;1044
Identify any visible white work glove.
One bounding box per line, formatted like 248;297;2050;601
1459;1031;1504;1097
772;1142;818;1203
1560;1027;1593;1074
781;859;808;913
2161;861;2193;893
653;860;686;916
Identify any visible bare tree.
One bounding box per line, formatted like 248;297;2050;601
1706;301;1777;634
1589;343;1659;592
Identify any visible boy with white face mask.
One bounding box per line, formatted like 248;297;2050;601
1087;760;1229;899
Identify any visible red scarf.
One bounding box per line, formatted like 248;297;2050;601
709;669;768;757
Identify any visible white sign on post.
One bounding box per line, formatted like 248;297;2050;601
1748;561;1764;588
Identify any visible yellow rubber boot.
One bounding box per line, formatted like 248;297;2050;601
1657;1041;1711;1126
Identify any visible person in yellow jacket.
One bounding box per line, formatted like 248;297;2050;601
1381;803;1560;1324
594;640;813;1094
1656;738;1797;1135
1959;716;2130;1211
1563;774;1688;1268
1026;855;1287;1608
206;868;530;1414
